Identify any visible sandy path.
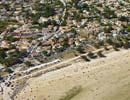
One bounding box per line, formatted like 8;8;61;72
15;49;130;100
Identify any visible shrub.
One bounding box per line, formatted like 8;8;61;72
60;86;82;100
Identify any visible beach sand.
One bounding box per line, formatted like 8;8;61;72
15;49;130;100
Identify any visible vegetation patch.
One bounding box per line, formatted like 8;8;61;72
59;86;82;100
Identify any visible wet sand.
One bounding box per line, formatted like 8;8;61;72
15;49;130;100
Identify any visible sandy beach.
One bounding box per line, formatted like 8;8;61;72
14;49;130;100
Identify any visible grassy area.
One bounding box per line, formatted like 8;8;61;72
59;86;82;100
59;50;79;60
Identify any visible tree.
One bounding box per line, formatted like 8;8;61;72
81;55;90;62
106;38;113;45
103;6;117;19
0;21;8;32
97;50;106;57
113;45;120;51
7;67;14;73
4;35;17;42
127;25;130;32
61;20;67;26
0;48;7;59
93;42;100;49
25;61;33;67
121;37;129;49
104;45;109;50
119;16;129;22
71;28;77;36
76;46;86;54
62;38;69;49
87;52;97;59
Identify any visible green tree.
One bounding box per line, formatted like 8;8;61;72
25;61;33;67
4;35;17;42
